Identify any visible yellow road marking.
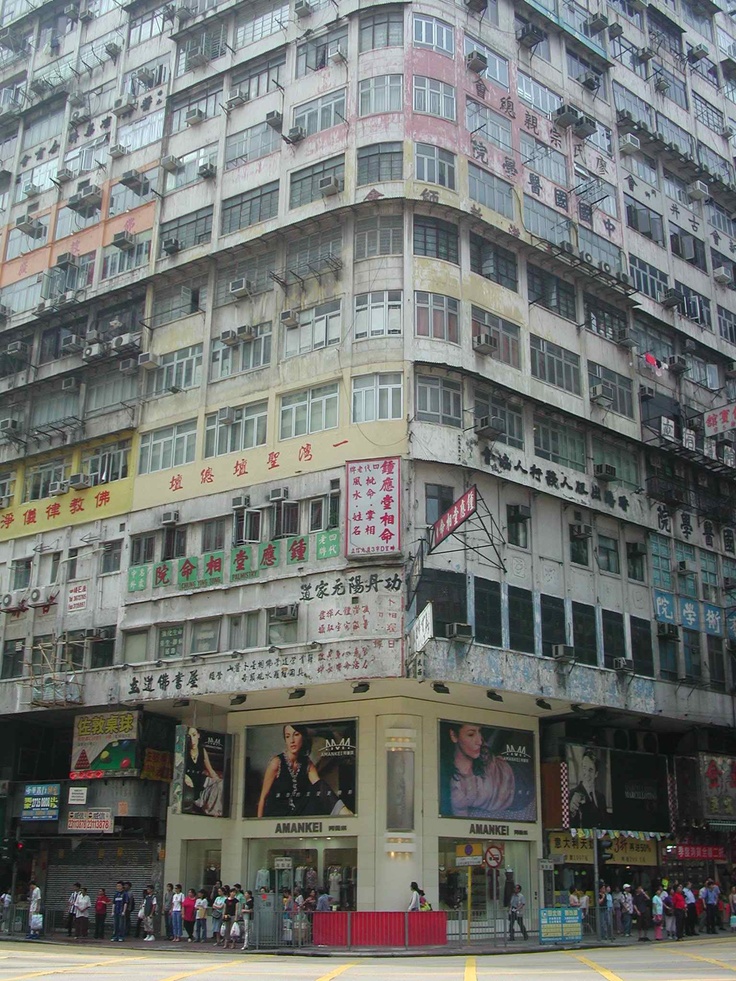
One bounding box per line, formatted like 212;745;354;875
662;948;736;972
155;959;243;981
464;956;477;981
0;955;147;981
313;964;358;981
565;952;626;981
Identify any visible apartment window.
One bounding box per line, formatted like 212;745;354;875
475;389;523;449
629;255;669;300
1;639;24;680
359;74;403;115
708;636;726;691
534;414;586;471
229;611;260;650
676;282;712;329
355;291;402;338
570;527;589;566
465;99;512;151
221;182;279;235
357;143;403;185
204;401;268;457
627;542;646;582
469;234;518;291
572;602;597;666
49;553;61;584
12;557;32;590
415;292;459;342
235;1;289;46
202;518;226;553
129;5;169;45
675;541;698;598
271;501;300;541
131;534;155;566
100;541;122;575
117;108;165;151
159;206;213;255
289;156;344;209
625;196;665;244
6;216;49;261
630;617;654;676
471;307;520;368
413;76;456;121
352;373;402;423
425;484;454;525
509;586;535;653
659;637;678;680
623;150;658;188
517;71;562;116
145;345;203;396
683;628;701;681
280;384;339;439
308;493;339;532
210;326;271;380
670;224;707;271
354;215;403;259
90;629;116;669
225;122;281;170
413;14;453;54
296;26;348;76
567;49;606;98
152;281;207;328
80;442;130;485
584;294;627;342
413;217;459;263
176;23;227;76
67;547;79;581
475;578;502;647
507;506;529;549
162;527;187;562
101;236;152;280
588;363;633;418
541;594;566;656
597;534;620;575
520;133;568;186
190;619;220;655
463;36;508;87
294;88;347;137
284;301;341;358
719;306;736;345
530;335;581;395
416;375;462;426
650;534;672;590
233;508;262;545
528;266;577;320
138;420;197;475
602;609;625;669
415;143;456;190
468;164;514;217
109;169;158;213
24;460;69;502
701;549;719;602
360;7;403;51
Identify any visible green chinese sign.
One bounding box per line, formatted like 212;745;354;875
128;566;148;592
286;536;309;564
159;625;184;659
230;545;257;582
316;530;340;560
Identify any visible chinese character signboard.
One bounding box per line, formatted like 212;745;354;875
430;486;477;551
700;753;736;820
67;583;87;612
171;726;233;818
539;908;582;944
70;711;139;780
675;843;726;861
346;457;401;557
159;626;184;659
704;402;736;438
65;808;114;834
22;783;60;821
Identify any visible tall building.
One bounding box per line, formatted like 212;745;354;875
0;0;735;924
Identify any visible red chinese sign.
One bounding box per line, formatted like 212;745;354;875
704;403;736;438
675;844;726;861
430;486;477;551
346;457;401;557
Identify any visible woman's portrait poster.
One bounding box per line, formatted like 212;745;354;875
438;720;536;821
243;719;357;818
172;726;232;818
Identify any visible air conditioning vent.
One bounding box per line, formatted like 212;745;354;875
667;355;687;374
0;418;20;433
319;176;340;196
295;0;312;15
689;43;709;63
473;333;498;356
590;382;614;406
161;155;182;173
556;104;581;127
287;126;306;144
272;604;298;621
660;288;683;308
226;91;249;110
552;644;575;662
15;215;43;237
232;494;251;509
185;107;206;126
6;340;28;358
162;238;181;255
237;325;254;342
517;23;546;48
585;12;608;34
687;180;709;201
48;481;68;496
68;472;91;489
466;50;488;73
579;70;600;91
161;510;179;525
571;523;593;539
138;352;159;370
56;167;75;183
573;115;597;138
217;406;235;425
112;94;136;117
265;110;283;130
120;169;146;192
230;278;254;298
109;143;128;159
327;40;345;62
614;657;635;673
446;622;473;640
220;330;239;347
618;133;640;155
474;416;505;438
112;230;135;250
82;342;106;361
269;487;289;502
280;309;299;327
197;162;216;179
594;463;617;481
714;266;733;285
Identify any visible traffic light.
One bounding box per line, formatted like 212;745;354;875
0;839;10;862
14;840;25;856
599;839;613;863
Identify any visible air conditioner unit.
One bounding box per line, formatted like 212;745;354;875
56;290;77;307
474;416;505;438
615;326;637;348
590;382;614;406
638;46;655;61
265;110;283;130
120;169;146;192
571;523;593;539
273;604;298;621
723;125;735;140
508;504;531;522
280;309;299;327
714;265;733;285
465;0;487;11
217;406;235;425
594;463;617;481
689;43;709;62
232;494;251;509
104;40;121;59
68;472;91;489
196;162;215;180
135;67;155;86
667;355;688;373
56;251;77;270
447;622;473;640
585;12;608;34
161;154;182;173
466;50;488;73
319;176;340;196
556;104;580;128
186;47;208;69
112;230;135;251
295;0;312;14
580;70;600;91
119;358;138;374
220;330;239;347
724;576;736;590
97;627;115;640
473;333;498;355
82;342;105;361
628;542;647;556
657;622;679;639
70;109;91;126
552;644;575;662
23;182;41;197
660;288;683;308
78;4;95;22
15;215;42;236
86;329;102;343
0;418;19;433
687;180;709;201
6;340;28;358
163;238;181;255
327;40;345;62
48;481;68;496
61;339;82;362
654;75;670;93
573;116;597;138
619;133;640;155
56;167;75;183
226;91;249;110
161;510;179;525
138;352;159;370
269;487;289;502
109;143;128;159
676;560;697;575
237;325;254;341
614;657;635;674
0;496;9;509
230;278;254;298
185;107;206;126
287;125;306;144
517;23;546;48
112;94;135;118
64;3;79;17
112;333;137;352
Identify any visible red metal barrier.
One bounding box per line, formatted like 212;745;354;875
352;912;406;946
312;911;348;946
407;910;447;946
311;911;447;947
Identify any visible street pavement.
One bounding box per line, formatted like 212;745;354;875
0;936;735;980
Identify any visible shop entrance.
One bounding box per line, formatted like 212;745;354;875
245;836;357;909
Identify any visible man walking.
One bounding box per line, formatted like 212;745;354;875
111;881;127;942
141;885;157;942
66;883;81;938
508;884;529;941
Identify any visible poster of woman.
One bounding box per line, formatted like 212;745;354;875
172;727;232;818
438;720;536;821
243;720;356;818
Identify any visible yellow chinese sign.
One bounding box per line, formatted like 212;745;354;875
70;711;139;780
548;832;594;865
607;836;658;866
548;832;658;866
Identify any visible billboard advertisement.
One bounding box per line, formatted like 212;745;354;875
438;720;536;821
699;753;736;820
243;719;356;818
172;726;233;818
70;711;139;779
566;744;669;830
566;745;612;827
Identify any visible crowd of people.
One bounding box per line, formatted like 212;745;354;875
570;877;736;941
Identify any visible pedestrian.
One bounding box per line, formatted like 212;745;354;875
74;887;91;940
66;883;81;938
111;881;127;942
0;888;11;934
408;881;421;912
27;880;42;940
683;881;697;936
621;884;633;937
171;884;184;941
652;887;664;941
316;889;331;911
605;885;614;941
182;889;197;941
662;888;675;939
508;884;529;941
94;889;108;939
598;884;611;940
612;886;623;935
124;882;135;937
673;884;686;940
209;880;222;906
141;885;157;942
241;890;254;950
634;886;651;942
210;886;225;943
221;888;240;948
163;883;174;940
568;888;580;909
194;890;208;942
704;878;720;934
